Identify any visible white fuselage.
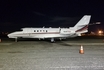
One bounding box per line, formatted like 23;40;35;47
8;28;78;39
7;15;91;41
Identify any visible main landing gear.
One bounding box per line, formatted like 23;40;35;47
51;38;55;43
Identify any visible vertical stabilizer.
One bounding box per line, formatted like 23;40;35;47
74;15;91;31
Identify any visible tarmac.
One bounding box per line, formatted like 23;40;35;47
0;37;104;70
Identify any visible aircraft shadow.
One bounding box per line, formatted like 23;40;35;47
56;41;72;46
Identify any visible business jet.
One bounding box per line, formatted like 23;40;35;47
7;15;91;42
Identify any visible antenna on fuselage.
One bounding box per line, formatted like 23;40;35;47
43;26;45;28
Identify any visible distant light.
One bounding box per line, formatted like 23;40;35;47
98;30;103;36
96;22;101;24
99;31;102;34
89;22;101;25
98;30;103;34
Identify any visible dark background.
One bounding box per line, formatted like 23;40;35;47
0;0;104;33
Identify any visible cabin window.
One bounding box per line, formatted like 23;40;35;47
40;30;42;32
34;30;36;32
46;30;47;32
37;30;39;32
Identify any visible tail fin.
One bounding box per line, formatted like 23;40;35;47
74;15;91;32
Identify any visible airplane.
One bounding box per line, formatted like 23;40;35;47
7;15;91;42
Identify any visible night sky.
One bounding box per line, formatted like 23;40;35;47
0;0;104;33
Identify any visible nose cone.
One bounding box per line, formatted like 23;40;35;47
7;33;16;38
7;34;12;38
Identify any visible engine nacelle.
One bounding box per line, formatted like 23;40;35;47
60;29;75;34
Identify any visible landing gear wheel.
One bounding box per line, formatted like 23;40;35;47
51;38;55;43
59;38;62;41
